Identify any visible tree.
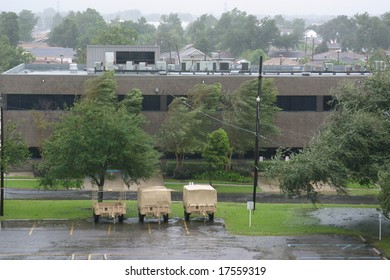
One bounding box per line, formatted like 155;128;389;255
0;36;34;73
158;97;201;169
222;78;280;161
186;14;218;55
268;71;390;216
156;13;185;52
2;122;31;172
39;72;160;201
202;128;231;183
214;9;268;56
18;10;38;42
92;24;138;45
48;15;79;48
240;49;268;65
0;12;19;47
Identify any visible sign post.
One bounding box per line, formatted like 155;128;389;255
247;201;254;226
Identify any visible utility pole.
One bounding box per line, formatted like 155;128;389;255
253;56;263;211
0;96;4;216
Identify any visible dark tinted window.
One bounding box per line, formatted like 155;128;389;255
116;51;155;65
7;94;77;110
277;96;317;111
142;95;160;111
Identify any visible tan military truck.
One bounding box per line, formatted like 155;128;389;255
183;184;217;221
92;170;127;223
137;186;172;222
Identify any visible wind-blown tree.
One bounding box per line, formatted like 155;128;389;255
267;70;390;216
91;24;138;45
156;13;185;52
158;97;201;169
2;122;31;172
39;71;160;201
222;78;280;163
18;10;39;42
0;12;19;47
202;128;231;184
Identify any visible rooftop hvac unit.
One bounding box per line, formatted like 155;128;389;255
156;61;167;71
324;63;334;71
126;61;134;71
69;63;78;73
94;62;102;71
138;62;146;71
105;52;114;71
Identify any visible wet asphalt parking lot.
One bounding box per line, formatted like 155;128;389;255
0;211;387;260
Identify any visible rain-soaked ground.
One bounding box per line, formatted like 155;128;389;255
0;208;388;260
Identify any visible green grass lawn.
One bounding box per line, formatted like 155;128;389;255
4;179;40;189
1;200;387;257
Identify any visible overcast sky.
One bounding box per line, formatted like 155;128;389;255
1;0;388;16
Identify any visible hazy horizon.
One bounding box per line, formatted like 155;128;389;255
1;0;389;17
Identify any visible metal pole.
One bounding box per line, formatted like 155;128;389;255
0;97;4;216
253;56;263;211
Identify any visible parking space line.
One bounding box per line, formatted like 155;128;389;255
148;224;151;234
29;222;36;236
70;222;74;236
108;225;111;236
183;221;190;235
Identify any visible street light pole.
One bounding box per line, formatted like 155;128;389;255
253;56;263;211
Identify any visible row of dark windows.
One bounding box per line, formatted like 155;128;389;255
5;94;335;112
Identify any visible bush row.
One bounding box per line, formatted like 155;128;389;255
162;160;275;181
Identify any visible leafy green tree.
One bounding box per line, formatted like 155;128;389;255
215;9;265;56
0;36;34;72
92;24;138;45
222;78;280;160
2;122;31;172
39;72;160;201
0;12;19;47
158;97;201;168
186;14;218;54
121;17;156;45
318;15;357;51
202;128;231;182
48;15;79;48
267;71;390;216
156;13;185;52
274;33;300;52
240;49;268;65
18;10;38;42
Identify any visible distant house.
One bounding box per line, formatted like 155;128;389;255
264;56;300;66
304;30;318;38
160;44;209;65
312;51;365;65
20;42;74;64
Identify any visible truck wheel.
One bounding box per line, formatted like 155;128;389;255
208;213;214;222
138;212;145;223
93;214;100;223
184;211;190;221
163;214;169;223
118;214;124;223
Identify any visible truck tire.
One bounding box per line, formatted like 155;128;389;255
208;212;214;222
118;214;124;223
184;211;190;221
138;212;145;223
163;214;169;223
93;214;100;223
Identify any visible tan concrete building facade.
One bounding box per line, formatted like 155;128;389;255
0;65;366;163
